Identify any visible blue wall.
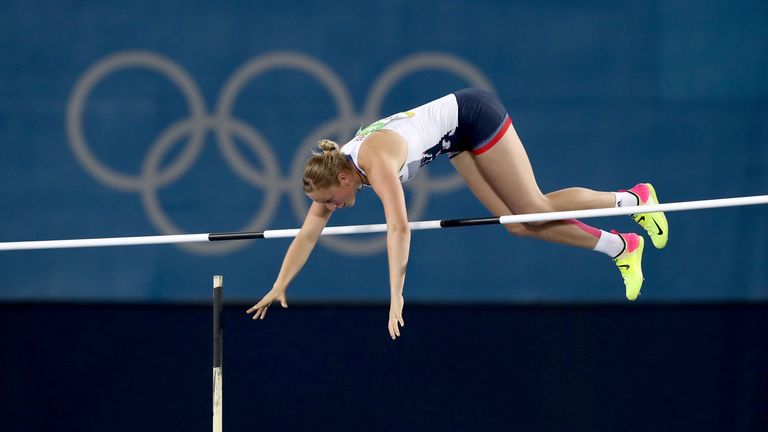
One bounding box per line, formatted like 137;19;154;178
1;0;767;302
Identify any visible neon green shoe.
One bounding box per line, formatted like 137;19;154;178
612;231;645;301
626;183;668;249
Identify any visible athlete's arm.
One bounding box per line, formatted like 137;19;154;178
360;133;409;340
247;201;332;320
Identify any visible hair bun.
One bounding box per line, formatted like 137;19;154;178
318;139;340;154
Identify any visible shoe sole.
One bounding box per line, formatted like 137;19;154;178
625;236;645;301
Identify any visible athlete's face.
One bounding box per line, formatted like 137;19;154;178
308;172;359;212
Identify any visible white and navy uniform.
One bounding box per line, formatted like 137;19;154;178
341;88;512;183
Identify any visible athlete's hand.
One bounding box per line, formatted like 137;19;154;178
388;294;405;340
247;286;288;320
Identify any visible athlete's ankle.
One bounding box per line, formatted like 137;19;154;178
610;230;640;259
627;183;652;205
594;230;625;258
614;191;639;208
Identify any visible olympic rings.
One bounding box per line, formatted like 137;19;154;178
66;50;495;255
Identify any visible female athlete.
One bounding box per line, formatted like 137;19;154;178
246;88;668;340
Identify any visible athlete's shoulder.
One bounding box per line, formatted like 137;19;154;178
358;130;407;169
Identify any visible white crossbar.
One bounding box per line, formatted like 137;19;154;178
0;194;765;251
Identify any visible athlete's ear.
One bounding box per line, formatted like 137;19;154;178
337;172;350;186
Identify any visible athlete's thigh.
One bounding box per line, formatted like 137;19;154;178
450;151;512;217
473;125;548;213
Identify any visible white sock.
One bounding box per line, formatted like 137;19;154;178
593;230;625;258
614;191;639;208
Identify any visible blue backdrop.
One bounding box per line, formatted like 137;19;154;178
1;0;766;302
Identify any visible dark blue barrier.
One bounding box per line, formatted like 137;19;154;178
2;303;767;431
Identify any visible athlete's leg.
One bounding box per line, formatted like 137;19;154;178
451;152;604;250
454;146;646;299
472;123;617;215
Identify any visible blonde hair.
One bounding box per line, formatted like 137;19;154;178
302;139;353;193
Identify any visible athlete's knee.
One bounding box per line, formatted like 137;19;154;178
513;197;556;226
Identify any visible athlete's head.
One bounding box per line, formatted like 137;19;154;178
303;139;360;211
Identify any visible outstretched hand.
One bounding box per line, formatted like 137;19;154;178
388;295;405;340
247;287;288;320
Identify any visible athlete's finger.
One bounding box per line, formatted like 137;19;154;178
250;302;263;314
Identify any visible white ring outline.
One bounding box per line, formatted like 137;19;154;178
140;117;282;255
66;50;496;256
67;51;207;192
215;51;355;189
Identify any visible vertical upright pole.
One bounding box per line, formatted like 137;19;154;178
213;275;223;432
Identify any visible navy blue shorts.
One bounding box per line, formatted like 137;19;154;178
450;88;512;157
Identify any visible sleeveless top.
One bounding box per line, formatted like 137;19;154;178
340;93;459;183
